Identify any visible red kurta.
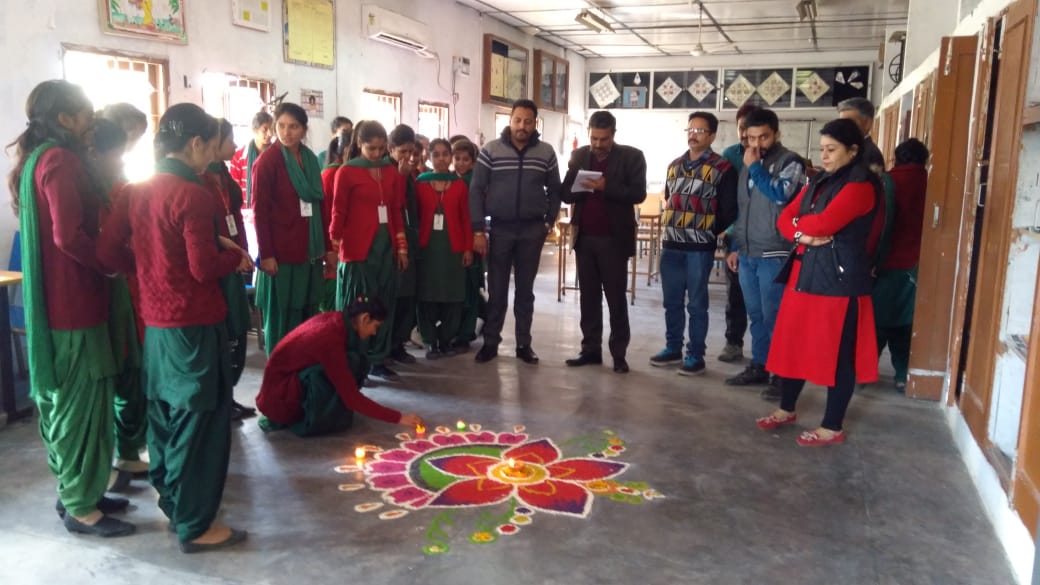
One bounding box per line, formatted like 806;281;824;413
98;173;241;328
255;311;400;424
415;178;474;252
201;171;248;250
883;163;928;270
33;148;109;329
228;146;248;192
252;143;331;264
330;164;405;262
320;166;339;280
766;181;880;387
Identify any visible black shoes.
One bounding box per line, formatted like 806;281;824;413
179;528;248;554
56;496;129;519
565;353;602;367
451;339;471;353
390;345;416;364
63;513;136;538
230;400;256;421
475;345;498;363
760;375;783;401
725;363;770;386
613;358;630;373
369;364;401;382
516;346;539;364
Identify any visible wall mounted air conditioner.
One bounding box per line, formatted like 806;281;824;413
363;5;434;58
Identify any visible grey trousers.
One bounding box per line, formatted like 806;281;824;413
483;222;546;348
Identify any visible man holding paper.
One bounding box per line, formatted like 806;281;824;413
560;111;647;373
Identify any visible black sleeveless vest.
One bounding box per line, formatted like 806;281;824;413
794;164;880;297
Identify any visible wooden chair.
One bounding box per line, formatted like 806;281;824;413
636;193;664;285
557;217;637;305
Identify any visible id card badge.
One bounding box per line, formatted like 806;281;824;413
225;214;238;237
378;205;388;224
300;201;313;217
433;213;445;231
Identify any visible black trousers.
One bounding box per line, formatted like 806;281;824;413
483;222;546;348
779;300;858;431
724;264;747;347
576;235;630;360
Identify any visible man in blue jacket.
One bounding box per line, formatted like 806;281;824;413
470;99;562;364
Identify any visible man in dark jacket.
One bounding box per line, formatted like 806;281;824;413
470;99;562;364
560;111;647;373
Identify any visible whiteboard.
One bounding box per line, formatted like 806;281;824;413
232;0;272;32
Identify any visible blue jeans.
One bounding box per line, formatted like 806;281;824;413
660;248;715;362
737;256;786;365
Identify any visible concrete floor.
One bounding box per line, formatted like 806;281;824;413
0;247;1019;585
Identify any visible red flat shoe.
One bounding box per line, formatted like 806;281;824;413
756;411;797;430
796;429;846;446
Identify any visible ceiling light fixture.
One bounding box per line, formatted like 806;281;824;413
796;0;818;21
575;9;614;34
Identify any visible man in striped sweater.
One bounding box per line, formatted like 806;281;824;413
469;99;562;364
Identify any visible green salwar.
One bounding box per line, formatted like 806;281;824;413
455;256;487;343
392;178;420;348
872;267;917;384
143;325;232;542
319;278;338;313
221;273;252;386
335;226;397;362
34;324;119;517
417;206;465;347
110;277;146;461
255;262;322;354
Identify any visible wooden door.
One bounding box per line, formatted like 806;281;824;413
1012;262;1040;538
880;103;899;167
904;35;979;401
960;0;1035;443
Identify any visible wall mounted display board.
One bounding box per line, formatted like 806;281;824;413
483;35;529;106
651;70;719;109
232;0;272;32
588;72;651;110
721;68;795;110
533;50;569;113
283;0;335;69
100;0;187;43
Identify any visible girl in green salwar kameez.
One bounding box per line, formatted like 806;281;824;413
9;80;134;537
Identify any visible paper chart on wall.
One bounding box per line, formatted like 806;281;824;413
284;0;335;69
232;0;272;31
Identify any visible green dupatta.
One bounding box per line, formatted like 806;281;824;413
18;141;59;393
415;171;459;183
281;144;326;261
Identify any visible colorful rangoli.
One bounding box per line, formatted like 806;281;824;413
335;424;663;555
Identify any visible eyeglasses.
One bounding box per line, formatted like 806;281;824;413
686;128;713;135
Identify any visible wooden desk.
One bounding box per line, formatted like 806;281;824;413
0;270;25;422
637;213;662;285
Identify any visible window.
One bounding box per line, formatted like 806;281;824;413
362;89;402;132
201;72;274;153
417;101;449;139
62;46;168;182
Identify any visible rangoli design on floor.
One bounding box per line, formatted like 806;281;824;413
334;425;663;555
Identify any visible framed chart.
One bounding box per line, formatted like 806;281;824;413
99;0;187;43
721;68;794;110
283;0;335;69
651;70;719;109
232;0;272;32
533;50;569;113
483;35;529;106
588;72;650;110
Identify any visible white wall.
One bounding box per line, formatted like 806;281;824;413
905;0;961;73
0;0;585;265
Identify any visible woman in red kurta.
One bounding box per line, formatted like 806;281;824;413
757;119;881;447
319;134;347;311
98;103;253;552
256;299;422;436
330;121;408;378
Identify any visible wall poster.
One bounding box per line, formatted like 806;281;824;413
99;0;187;43
283;0;335;69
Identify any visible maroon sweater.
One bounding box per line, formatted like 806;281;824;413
330;164;405;262
883;163;928;270
98;173;241;328
255;311;400;424
33;147;109;329
252;143;330;263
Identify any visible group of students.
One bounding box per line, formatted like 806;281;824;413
8;78;500;549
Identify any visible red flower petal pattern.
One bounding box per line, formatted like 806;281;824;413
546;458;627;481
427;454;499;478
516;479;591;517
504;439;561;465
428;478;513;507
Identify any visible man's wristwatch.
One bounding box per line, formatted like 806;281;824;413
794;231;804;244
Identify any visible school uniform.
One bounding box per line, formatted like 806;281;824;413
452;170;486;346
20;144;116;518
414;172;473;350
319;164;341;311
330;157;405;364
256;311;400;436
98;157;243;543
252;142;329;353
391;168;420;354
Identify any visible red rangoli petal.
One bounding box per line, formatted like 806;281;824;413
387;486;431;506
428;478;514;507
366;460;407;474
427;454;499;478
369;473;410;489
431;434;467;446
378;449;416;462
516;479;591;517
504;438;561;465
546;458;628;481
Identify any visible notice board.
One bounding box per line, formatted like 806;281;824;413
283;0;335;69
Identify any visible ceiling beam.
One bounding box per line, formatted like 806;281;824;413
455;0;604;58
585;1;670;56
